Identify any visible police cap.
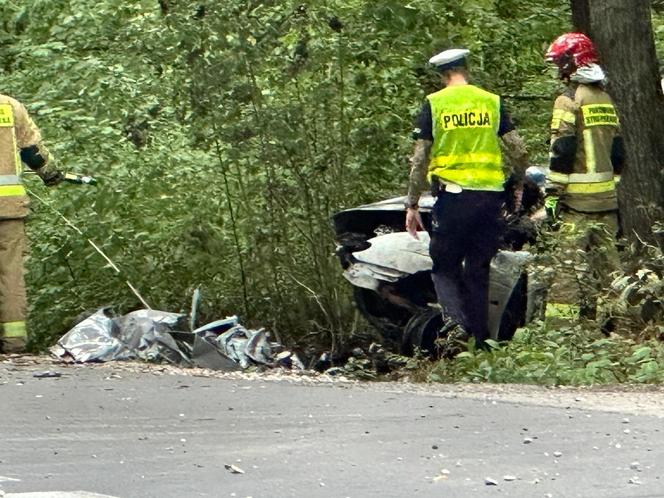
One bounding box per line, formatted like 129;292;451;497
429;48;470;72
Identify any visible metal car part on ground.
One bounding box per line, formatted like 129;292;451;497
51;308;304;371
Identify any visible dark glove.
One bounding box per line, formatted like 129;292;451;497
41;170;64;187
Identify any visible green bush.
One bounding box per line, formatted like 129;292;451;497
426;319;664;385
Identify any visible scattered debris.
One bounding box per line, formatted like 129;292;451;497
314;343;412;379
602;268;664;335
50;308;304;372
433;469;450;482
32;370;62;378
224;464;245;474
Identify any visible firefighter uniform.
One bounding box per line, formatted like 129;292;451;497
0;94;62;353
406;48;529;349
547;82;623;317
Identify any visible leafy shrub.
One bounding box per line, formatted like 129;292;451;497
426;318;664;385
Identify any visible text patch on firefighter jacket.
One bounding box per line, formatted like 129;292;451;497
0;95;44;219
548;84;621;212
426;85;504;191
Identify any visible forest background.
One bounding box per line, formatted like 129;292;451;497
0;0;662;358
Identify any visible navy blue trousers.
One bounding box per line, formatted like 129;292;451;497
429;190;505;343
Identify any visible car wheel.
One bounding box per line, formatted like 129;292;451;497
401;307;443;357
352;287;410;350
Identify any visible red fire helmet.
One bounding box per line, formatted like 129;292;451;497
545;32;599;68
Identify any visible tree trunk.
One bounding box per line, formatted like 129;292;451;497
586;0;664;245
570;0;591;33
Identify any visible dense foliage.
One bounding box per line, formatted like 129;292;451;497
424;313;664;385
1;0;574;352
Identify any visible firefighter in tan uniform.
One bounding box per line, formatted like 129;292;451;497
0;94;63;353
544;33;624;318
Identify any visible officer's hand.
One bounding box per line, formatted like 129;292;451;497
513;184;524;213
42;170;64;187
405;207;424;239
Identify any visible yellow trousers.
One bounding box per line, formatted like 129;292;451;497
548;210;620;317
0;219;27;348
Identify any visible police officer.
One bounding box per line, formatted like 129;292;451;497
0;93;63;354
544;33;624;319
405;48;529;352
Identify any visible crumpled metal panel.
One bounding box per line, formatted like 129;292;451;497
51;308;185;363
343;232;432;290
487;251;533;339
336;194;436;214
50;309;126;363
52;309;190;366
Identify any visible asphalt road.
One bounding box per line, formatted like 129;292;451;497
1;359;664;498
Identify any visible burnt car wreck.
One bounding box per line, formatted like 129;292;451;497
333;190;548;356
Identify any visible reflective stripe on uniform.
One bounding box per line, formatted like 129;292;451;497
0;184;27;197
565;180;616;194
548;171;569;184
429;152;502;168
551;109;576;130
569;171;614;183
548;171;614;184
0;175;20;185
429;153;505;190
2;321;27;338
429;169;505;191
583;129;596;173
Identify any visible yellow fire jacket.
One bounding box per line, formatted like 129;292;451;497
548;83;623;213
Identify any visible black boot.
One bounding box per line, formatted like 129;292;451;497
437;320;469;359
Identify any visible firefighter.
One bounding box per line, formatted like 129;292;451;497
544;33;624;319
404;48;529;353
0;94;63;354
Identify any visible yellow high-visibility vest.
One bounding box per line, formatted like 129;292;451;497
427;85;504;191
